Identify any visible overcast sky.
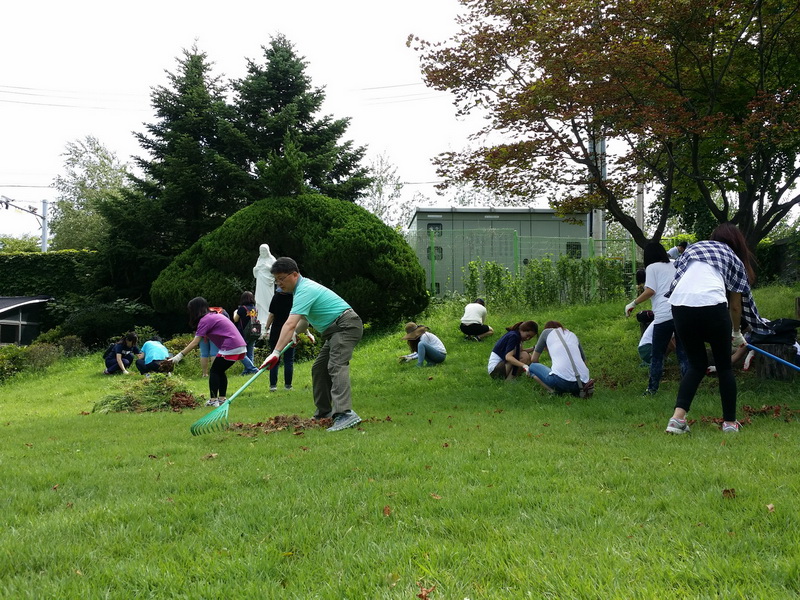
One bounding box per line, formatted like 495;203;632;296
0;0;483;238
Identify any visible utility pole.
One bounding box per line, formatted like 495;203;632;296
0;195;49;251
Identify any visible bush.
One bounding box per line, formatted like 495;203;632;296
93;374;198;413
133;325;159;344
58;335;88;357
0;345;27;383
23;343;63;371
0;249;99;297
58;298;155;347
150;194;429;327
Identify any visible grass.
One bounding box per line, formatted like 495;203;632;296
2;285;800;599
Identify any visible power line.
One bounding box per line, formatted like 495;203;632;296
0;96;148;111
0;83;143;97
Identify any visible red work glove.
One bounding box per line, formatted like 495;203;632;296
259;350;280;371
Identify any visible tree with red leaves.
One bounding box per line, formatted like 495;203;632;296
411;0;800;248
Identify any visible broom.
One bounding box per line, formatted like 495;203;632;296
190;342;296;436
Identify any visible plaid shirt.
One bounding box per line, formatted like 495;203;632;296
667;240;772;335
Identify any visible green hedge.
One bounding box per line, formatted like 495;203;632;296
0;250;99;297
150;194;429;327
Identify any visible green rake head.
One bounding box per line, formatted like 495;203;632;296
190;399;231;436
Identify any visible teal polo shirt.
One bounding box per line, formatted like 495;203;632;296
290;276;351;332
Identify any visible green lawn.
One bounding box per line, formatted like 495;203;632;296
2;286;799;599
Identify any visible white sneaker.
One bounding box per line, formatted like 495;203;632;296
666;417;690;434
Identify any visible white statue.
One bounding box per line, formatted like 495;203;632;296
253;243;276;323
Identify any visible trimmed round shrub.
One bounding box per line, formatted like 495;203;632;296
149;194;428;327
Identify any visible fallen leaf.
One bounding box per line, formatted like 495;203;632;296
442;442;449;448
202;453;218;460
430;493;442;500
148;454;158;459
425;465;431;470
722;488;736;499
386;572;400;587
52;484;59;491
292;431;304;436
300;446;309;451
383;505;392;516
66;502;73;509
417;582;436;599
542;423;550;427
767;504;775;512
385;415;393;421
79;411;90;416
24;443;32;448
75;570;82;576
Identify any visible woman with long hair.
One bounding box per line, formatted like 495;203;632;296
527;321;592;396
488;320;539;380
170;297;248;407
625;242;688;395
665;223;771;434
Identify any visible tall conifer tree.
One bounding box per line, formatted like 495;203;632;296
233;34;370;202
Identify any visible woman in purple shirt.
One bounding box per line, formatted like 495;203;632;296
170;297;247;407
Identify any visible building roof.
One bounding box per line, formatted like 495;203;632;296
413;206;564;215
0;295;53;316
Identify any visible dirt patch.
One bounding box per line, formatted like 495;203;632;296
230;414;387;435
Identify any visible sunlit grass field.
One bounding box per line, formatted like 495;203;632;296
2;285;799;599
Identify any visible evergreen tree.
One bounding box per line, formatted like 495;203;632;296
233;34;371;202
131;45;250;255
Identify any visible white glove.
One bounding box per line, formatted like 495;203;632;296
306;332;316;345
291;332;298;345
170;351;184;364
521;364;530;374
731;330;746;351
625;301;637;317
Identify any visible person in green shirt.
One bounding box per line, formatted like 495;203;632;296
260;257;363;432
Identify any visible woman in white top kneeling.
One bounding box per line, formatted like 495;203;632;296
527;321;592;396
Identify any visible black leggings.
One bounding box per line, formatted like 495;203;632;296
672;303;736;421
209;356;236;399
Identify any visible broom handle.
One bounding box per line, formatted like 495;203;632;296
226;342;296;405
746;344;800;373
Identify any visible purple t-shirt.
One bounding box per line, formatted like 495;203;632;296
195;313;245;352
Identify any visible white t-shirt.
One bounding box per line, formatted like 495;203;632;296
461;303;487;325
534;328;590;383
639;322;654;348
419;331;446;355
644;261;677;324
669;260;727;307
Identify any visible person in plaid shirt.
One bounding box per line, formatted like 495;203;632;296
664;223;771;435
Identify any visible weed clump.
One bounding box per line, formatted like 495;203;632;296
94;374;199;413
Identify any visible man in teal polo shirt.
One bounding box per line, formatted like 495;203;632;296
261;256;364;432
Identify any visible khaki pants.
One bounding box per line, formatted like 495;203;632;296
312;309;363;417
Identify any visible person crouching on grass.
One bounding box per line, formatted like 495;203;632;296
169;297;248;408
526;321;592;396
401;322;447;367
488;321;539;381
104;332;140;375
262;257;363;433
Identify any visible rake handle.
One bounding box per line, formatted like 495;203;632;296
746;344;800;373
225;341;297;405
